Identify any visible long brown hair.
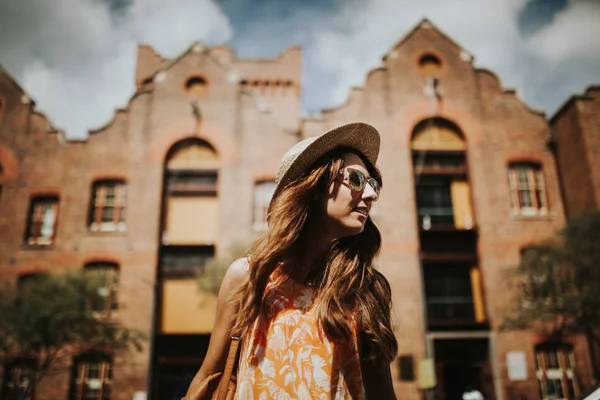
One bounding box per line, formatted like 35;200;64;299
232;148;398;364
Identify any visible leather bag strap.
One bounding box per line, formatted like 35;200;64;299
215;336;241;400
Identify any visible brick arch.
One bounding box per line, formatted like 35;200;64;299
394;100;483;148
147;122;237;165
506;155;543;165
0;145;19;179
30;188;61;198
82;256;121;267
91;174;128;182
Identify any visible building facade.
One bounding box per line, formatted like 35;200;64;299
0;19;597;400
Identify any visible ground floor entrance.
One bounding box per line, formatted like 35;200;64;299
432;337;496;400
151;334;211;400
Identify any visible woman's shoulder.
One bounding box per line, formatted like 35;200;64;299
227;257;250;280
216;258;250;301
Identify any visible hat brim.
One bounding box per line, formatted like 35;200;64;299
268;122;380;219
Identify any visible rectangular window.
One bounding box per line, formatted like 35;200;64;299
70;356;112;400
253;180;276;231
423;263;481;325
536;346;578;400
508;163;547;216
26;196;58;245
1;359;37;400
166;170;217;195
416;177;454;228
160;246;215;276
84;263;119;317
89;181;126;232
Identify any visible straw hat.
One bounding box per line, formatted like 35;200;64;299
267;122;381;219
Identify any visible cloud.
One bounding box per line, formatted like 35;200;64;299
301;0;600;115
0;0;232;138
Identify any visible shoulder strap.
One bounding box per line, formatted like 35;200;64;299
215;336;241;400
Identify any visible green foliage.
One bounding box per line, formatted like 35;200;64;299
0;270;145;395
504;211;600;338
196;241;249;295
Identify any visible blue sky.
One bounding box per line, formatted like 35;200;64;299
0;0;598;138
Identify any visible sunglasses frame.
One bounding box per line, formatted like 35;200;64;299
339;167;380;198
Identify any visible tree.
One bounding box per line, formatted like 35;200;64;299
196;241;249;295
504;210;600;380
0;270;145;400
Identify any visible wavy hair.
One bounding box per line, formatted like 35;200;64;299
232;147;398;364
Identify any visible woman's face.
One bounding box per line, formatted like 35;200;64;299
323;152;379;240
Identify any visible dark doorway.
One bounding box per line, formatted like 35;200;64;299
151;334;211;400
434;338;495;400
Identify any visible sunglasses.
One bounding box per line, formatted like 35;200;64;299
339;167;381;198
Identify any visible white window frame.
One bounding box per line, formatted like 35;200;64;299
89;181;127;232
508;163;548;216
27;196;59;245
536;346;578;400
252;180;275;231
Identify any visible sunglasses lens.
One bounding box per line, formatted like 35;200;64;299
368;178;380;195
347;169;364;191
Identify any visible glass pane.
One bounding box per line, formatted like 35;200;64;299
161;248;215;274
40;203;56;238
101;206;115;223
416;177;454;226
546;378;563;398
424;264;475;321
86;361;100;379
519;189;533;207
104;185;116;206
545;350;559;369
516;167;531;188
567;378;576;398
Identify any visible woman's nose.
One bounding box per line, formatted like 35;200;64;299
362;182;378;202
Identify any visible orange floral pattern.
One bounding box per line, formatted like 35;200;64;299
235;267;365;399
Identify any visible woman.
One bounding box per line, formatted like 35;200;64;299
185;122;398;399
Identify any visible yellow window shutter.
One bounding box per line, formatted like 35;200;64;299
165;197;219;245
450;180;474;229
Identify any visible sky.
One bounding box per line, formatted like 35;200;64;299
0;0;599;139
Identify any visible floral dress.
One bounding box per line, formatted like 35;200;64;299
235;267;365;400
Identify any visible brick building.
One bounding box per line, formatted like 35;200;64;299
0;19;597;400
550;86;600;218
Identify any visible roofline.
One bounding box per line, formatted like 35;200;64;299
382;18;469;62
549;84;600;124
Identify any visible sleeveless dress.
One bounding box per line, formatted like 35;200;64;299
235;267;366;400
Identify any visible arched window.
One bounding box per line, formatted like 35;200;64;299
163;139;219;247
418;53;442;77
69;353;112;400
84;262;119;317
88;180;127;232
411;118;472;230
508;162;547;216
185;76;207;100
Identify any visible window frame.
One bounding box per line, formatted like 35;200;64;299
88;180;127;232
1;358;37;400
25;195;59;246
535;344;578;400
83;262;119;318
252;180;276;231
508;163;548;217
69;354;112;400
